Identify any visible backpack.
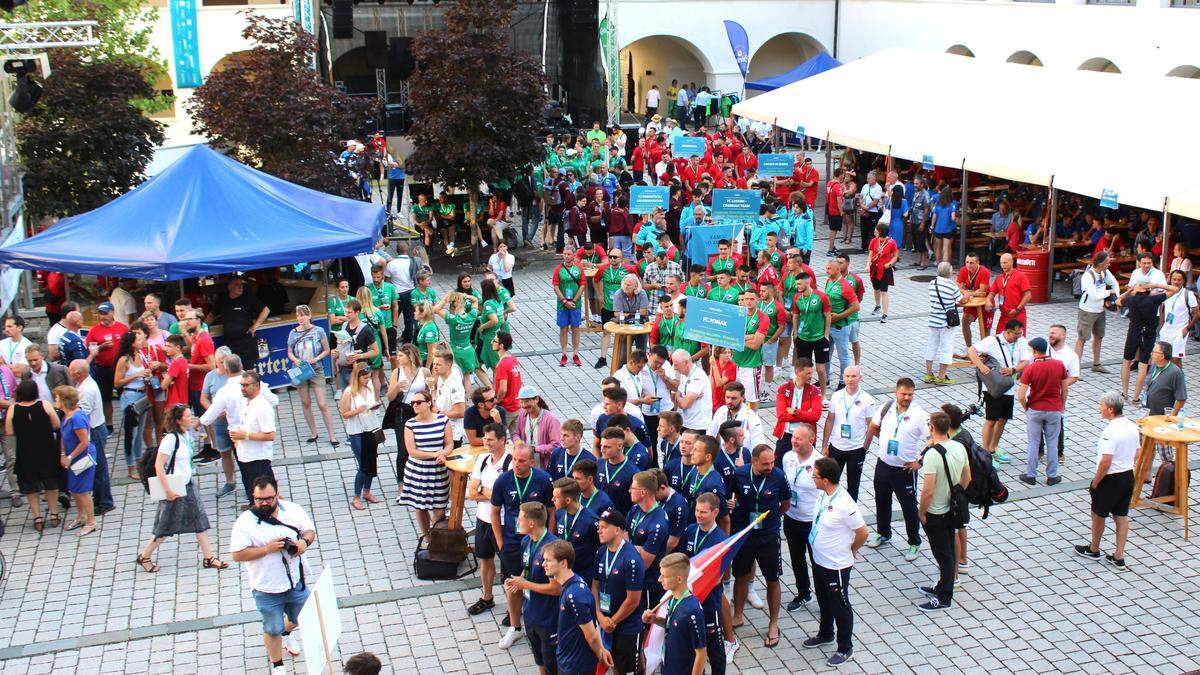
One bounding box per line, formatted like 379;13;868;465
961;437;1008;518
920;443;970;529
139;432;180;494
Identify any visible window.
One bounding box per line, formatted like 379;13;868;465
1171;0;1200;6
1085;0;1134;5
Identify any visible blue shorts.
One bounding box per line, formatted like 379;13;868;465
253;586;312;636
848;321;861;343
762;338;779;365
212;421;233;453
556;307;582;328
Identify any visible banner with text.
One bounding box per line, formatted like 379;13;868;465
684;223;742;268
672;135;708;158
757;154;795;178
630;185;670;214
683;297;746;350
712;189;761;219
169;0;202;88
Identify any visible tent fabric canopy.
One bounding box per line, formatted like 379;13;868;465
0;145;385;281
732;48;1200;220
745;52;841;92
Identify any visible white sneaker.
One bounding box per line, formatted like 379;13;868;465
498;626;524;649
725;640;740;663
958;562;970;576
272;666;287;675
748;588;765;610
282;633;301;656
865;533;890;549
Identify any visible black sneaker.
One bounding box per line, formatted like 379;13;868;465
1074;544;1101;560
918;598;950;612
917;585;937;597
1019;474;1036;486
826;651;853;666
1105;554;1128;572
1046;476;1062;486
802;636;835;649
786;596;812;612
501;615;511;627
467;597;496;615
593;357;607;369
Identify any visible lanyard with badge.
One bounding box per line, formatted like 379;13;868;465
522;531;547;600
840;392;860;440
808;488;842;544
790;459;813;504
599;541;626;613
996;272;1012;309
1166;291;1190;325
630;503;659;533
647;370;661;414
748;473;767;530
561;509;580;541
690;525;713;553
687;466;713;498
562;449;583;479
664;591;692;649
604;456;630;486
526;416;539;447
886;405;904;456
660;439;678;467
514;472;533;503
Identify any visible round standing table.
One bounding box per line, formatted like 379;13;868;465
603;321;652;375
1131;416;1200;540
444;445;489;532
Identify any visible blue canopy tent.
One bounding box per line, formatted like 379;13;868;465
0;145;385;281
745;53;841;93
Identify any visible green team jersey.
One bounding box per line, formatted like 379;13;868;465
846;274;864;322
445;309;476;348
436;203;457;222
480;299;503;338
732;281;753;296
412;203;433;223
765;249;784;272
654;316;682;351
707;285;739;305
793;291;829;342
168;321;209;335
496;286;513;331
683;282;708;299
637;260;650;277
362;313;385;368
327;295;347;319
411;286;438;307
609;155;628;170
824;278;855;329
368;282;398;329
554;264;584;310
757;299;784;336
579;250;604;265
731;310;766;368
676;332;701;357
781;274;800;310
414;321;441;361
710;257;737;277
600;265;627;311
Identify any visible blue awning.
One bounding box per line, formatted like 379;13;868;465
0;145;385;281
745;53;841;93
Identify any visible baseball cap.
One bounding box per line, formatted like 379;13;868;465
97;302;114;314
517;385;540;400
1028;337;1048;353
598;509;627;530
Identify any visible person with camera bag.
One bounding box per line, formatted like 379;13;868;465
230;475;316;675
916;411;970;613
968;319;1031;465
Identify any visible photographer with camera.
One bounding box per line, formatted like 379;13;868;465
230;475;316;675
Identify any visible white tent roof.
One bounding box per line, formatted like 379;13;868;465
732;48;1200;220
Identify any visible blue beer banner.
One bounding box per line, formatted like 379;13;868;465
711;189;762;219
169;0;202;88
757;154;795;178
630;185;670;214
683;297;747;350
672;136;708;158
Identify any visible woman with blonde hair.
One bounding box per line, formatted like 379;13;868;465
386;343;430;502
354;286;389;392
55;385;97;536
340;361;382;510
413;301;442;369
288;304;338;446
437;291;489;390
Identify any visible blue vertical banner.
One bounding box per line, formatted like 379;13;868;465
169;0;202;88
723;21;750;79
293;0;317;69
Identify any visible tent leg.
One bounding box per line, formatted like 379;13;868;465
1046;180;1057;294
957;162;968;266
1160;198;1171;273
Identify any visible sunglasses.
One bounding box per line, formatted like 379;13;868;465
413;398;430;405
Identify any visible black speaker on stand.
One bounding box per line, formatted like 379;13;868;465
332;0;353;40
365;31;388;68
389;37;415;80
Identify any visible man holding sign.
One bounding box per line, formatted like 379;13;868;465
732;289;770;408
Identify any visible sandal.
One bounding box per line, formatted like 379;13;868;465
48;513;60;528
305;437;318;444
79;524;96;536
32;516;44;534
127;466;139;480
351;497;366;511
764;634;780;648
203;557;229;570
65;520;84;532
363;493;381;504
136;555;160;573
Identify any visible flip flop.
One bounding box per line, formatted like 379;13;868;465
764;634;780;648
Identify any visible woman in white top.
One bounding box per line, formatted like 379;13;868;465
430;351;467;446
387;344;430;502
1169;242;1193;287
340;362;382;510
135;405;226;573
1161;269;1199;364
115;329;151;479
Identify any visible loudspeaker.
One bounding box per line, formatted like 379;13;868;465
568;0;595;28
332;0;353;40
389;36;415;80
365;30;388;68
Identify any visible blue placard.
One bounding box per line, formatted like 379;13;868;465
796;125;805;138
213;317;333;390
712;189;762;220
672;135;708;158
757;154;795;178
1099;189;1119;210
684;224;739;265
922;155;934;171
682;297;747;350
169;0;202;88
630;185;670;214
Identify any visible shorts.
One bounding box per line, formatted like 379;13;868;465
962;305;993;326
474;520;499;559
933;231;955;240
528;625;556;668
557;307;582;328
762;338;779;366
91;364;115;402
253;585;312;636
1162;327;1188;359
212;421;233;453
1123;325;1155;364
794;337;830;365
847;321;860;343
1090;470;1134;518
1077;310;1106;341
827;214;843;232
735;366;762;402
870;269;894;291
451;344;480;373
609;632;639;675
18;477;57;495
984;394;1015;421
499;540;522;579
601;308;615;325
732;534;783;582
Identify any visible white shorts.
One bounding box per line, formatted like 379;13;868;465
736;366;762;402
1161;327;1188;359
924;326;955;365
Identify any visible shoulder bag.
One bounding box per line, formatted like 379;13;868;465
934;279;960;328
146;432;189;501
921;442;970;529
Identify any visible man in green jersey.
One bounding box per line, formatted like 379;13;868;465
651;296;682;353
594;248;634;369
706;270;739;305
682;265;711;301
757;281;787;394
731;289;770;408
552;246;585;367
368;264;399;357
411;193;435;248
823;260;861;389
789;271;832;394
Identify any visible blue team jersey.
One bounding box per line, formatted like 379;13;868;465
490;469;554;544
683;465;729;520
555;507;600;584
677;523;728;625
731;465;790;536
580;488;614;519
596;413;651;448
597;457;639;516
549;447;596;481
715;448;751;495
657;438;682;468
556;574;599;673
628;504;670;592
664;458;689;492
660;490;689;539
520;531;560;628
626;443;651;470
594;541;645;636
662;594;707;675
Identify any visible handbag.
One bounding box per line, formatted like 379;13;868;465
141;432;188;500
934;279;960;328
131;393;152;416
372;427;386;445
69;453;96;476
287;361;315;387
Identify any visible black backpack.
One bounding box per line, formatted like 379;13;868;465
920;443;970;529
138;432;180;494
961;438;1008;518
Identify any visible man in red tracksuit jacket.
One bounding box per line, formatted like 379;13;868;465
772;359;824;469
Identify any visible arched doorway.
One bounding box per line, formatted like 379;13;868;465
745;32;827;97
1007;50;1043;67
1079;57;1120;74
1166;65;1200;79
209;50;255;76
619;35;712;116
946;45;975;58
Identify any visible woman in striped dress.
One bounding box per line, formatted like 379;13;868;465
401;391;452;535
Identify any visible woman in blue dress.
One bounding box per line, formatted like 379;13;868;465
55;385;97;536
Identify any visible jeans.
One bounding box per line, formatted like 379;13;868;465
813;564;854;654
397;289;415;344
827;446;867;502
349;433;374;496
783;516;813;599
385;178;405;212
119;389;149;467
922;512;957;605
828;325;852;386
253;585;311;636
1025;409;1062;479
874;462;921;546
521;202;542;244
90;424;114;511
610;235;633;259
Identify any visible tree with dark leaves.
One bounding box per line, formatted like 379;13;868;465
16;54;165;221
407;0;547;256
188;15;374;198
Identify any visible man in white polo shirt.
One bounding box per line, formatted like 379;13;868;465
820;365;877;502
669;349;712;433
1075;391;1139;572
863;377;929;562
202;364;280;503
968;318;1031;465
1074;251;1119;374
706;380;769;450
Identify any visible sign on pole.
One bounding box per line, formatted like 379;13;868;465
1099;189;1119;210
672;136;708;158
630;186;670;214
921;155;934;171
757;154;795;178
298;566;342;675
711;189;761;220
682;297;746;350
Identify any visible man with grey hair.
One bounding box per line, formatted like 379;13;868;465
70;359;114;514
668;349;712;433
1075;391;1138;572
1143;341;1187;417
924;262;963;386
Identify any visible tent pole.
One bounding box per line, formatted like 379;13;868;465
885;145;892;178
958;160;968;266
1046;177;1057;294
1160;197;1171;273
824;132;832;188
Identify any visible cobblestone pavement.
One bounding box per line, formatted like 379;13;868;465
1;160;1198;674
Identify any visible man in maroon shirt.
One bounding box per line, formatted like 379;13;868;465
606;194;636;259
83;302;129;426
1016;337;1067;486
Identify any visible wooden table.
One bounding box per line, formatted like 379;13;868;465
445;445;489;531
1131;416;1200;540
603;321;652;375
963;295;991;339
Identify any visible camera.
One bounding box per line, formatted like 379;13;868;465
282;538;300;556
959;402;982;422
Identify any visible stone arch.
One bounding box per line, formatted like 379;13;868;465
619;35;714;114
1166;65;1200;79
1079;57;1120;74
946;44;975;58
746;31;828;86
1007;50;1043;67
